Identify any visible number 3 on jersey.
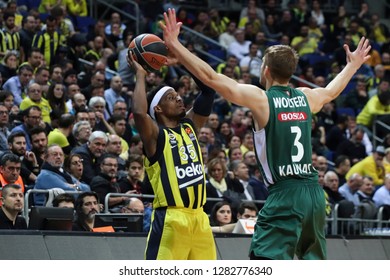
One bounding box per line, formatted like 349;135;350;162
291;126;304;162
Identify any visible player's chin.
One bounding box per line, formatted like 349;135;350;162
178;110;186;118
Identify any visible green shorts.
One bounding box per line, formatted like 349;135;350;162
250;180;327;260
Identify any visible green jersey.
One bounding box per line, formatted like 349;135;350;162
254;85;318;187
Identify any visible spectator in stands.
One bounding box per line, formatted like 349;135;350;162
2;64;33;105
207;113;220;135
311;115;327;156
38;0;65;14
373;174;390;208
216;55;241;80
18;15;37;59
278;9;300;40
121;197;151;232
69;93;86;115
369;13;389;45
239;42;262;86
237;201;258;220
205;158;244;214
72;121;91;147
230;107;249;140
118;154;145;195
5;131;38;186
71;130;108;184
0;184;27;229
63;69;78;88
356;88;390;138
346;145;386;187
338;173;363;207
64;153;90;190
81;71;105;101
291;25;318;58
89;96;109;131
238;6;262;39
333;155;351;187
230;160;255;202
209;200;235;227
219;20;237;50
128;134;143;156
52;193;75;208
104;12;126;38
240;0;265;24
104;75;125;115
20;83;51;124
344;78;369;114
316;155;328;172
326;114;348;152
47;113;75;155
215;120;234;149
33;66;50;95
32;15;64;66
345;115;373;155
368;77;390;100
263;14;282;41
316;101;338;136
112;100;133;143
240;131;254;156
0;52;18;82
49;65;63;84
323;170;344;206
46;82;68;116
105;134;126;172
335;127;367;165
117;32;135;89
357;175;375;202
0;104;10;152
0;154;24;204
66;0;87;18
228;28;251;63
28;126;48;172
34;145;88;205
209;8;230;40
90;153;128;212
72;191;100;231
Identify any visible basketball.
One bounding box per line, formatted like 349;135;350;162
128;33;168;73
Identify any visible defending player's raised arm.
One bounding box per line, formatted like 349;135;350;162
127;52;159;158
160;8;262;110
301;37;371;113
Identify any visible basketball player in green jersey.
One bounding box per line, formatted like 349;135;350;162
161;8;371;259
128;53;216;259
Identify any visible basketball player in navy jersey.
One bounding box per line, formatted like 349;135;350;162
161;8;371;260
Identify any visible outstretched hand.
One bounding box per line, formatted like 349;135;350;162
159;8;183;66
159;8;182;49
344;37;371;69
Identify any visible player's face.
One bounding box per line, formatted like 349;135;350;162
160;90;185;119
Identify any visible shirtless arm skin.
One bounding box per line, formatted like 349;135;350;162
129;54;159;158
160;9;269;128
161;9;371;120
299;37;371;113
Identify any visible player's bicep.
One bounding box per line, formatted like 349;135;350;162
208;74;263;108
300;87;333;113
133;114;159;157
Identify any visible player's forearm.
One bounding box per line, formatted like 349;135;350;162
169;41;216;88
325;62;360;100
132;72;148;116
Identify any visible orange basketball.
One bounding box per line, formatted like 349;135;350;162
128;33;168;72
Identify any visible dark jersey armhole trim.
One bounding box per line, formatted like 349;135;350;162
146;127;165;165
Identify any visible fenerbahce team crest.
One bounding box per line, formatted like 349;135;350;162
169;130;204;189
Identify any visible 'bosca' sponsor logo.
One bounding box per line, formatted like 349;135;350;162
175;162;204;189
278;112;307;122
